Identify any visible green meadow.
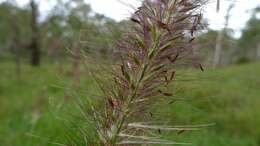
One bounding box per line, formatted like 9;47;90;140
1;61;260;146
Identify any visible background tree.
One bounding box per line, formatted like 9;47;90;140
0;1;30;75
0;2;13;56
238;7;260;61
195;29;236;66
29;0;40;66
213;2;235;67
9;2;21;79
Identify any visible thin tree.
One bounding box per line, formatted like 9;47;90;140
10;8;21;79
213;2;235;67
257;43;260;60
29;0;40;66
7;0;21;79
238;7;260;61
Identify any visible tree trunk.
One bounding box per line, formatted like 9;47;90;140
10;5;21;80
30;0;40;66
213;31;223;67
256;43;260;60
213;3;235;68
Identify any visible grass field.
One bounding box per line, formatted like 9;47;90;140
0;60;260;146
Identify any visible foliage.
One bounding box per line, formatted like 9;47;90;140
235;56;250;64
41;0;121;59
238;7;260;60
0;0;121;62
0;2;30;56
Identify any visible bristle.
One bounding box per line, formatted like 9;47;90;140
199;63;204;71
177;130;186;135
170;71;176;81
131;17;140;24
149;112;153;117
158;128;162;134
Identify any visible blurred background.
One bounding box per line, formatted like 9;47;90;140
0;0;260;146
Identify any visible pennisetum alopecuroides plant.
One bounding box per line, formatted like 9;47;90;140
86;0;209;145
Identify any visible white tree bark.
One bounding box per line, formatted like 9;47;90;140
213;31;223;67
213;3;235;68
257;43;260;60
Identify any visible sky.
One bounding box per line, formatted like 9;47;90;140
2;0;260;37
